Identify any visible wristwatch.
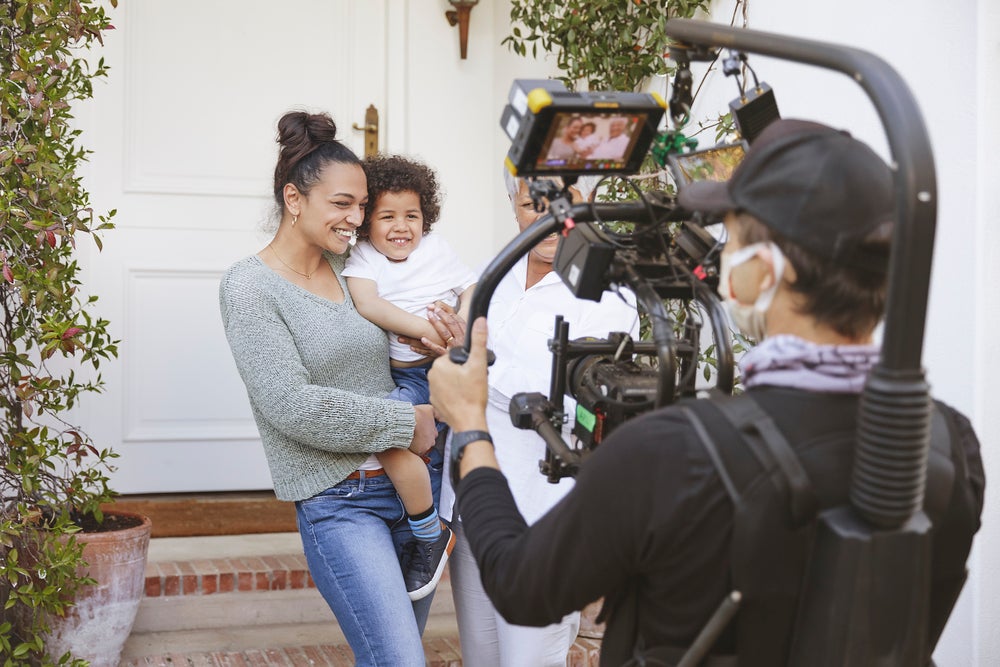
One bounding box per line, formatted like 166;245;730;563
450;430;493;489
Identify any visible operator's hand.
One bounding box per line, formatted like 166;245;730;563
428;316;489;433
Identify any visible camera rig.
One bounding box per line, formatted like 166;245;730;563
506;192;734;482
494;78;742;481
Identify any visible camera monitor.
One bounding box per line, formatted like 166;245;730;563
502;80;666;177
667;142;749;185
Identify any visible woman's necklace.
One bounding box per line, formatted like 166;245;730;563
268;243;316;279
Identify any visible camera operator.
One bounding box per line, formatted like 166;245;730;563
428;119;984;666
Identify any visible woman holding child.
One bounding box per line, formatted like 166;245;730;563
219;110;460;666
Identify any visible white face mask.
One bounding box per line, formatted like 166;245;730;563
718;241;786;341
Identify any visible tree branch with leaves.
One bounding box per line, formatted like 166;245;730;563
1;1;119;663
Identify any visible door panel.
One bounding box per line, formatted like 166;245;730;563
79;0;388;493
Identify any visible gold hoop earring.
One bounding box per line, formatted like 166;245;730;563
291;215;298;227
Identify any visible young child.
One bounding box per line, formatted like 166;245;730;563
343;154;476;601
573;121;601;158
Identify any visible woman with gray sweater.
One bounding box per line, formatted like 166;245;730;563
219;111;440;667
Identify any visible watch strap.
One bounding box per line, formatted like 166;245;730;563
452;430;493;462
450;430;493;490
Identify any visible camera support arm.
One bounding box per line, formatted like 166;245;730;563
660;19;943;666
450;201;665;365
664;19;935;372
664;16;936;532
621;263;676;408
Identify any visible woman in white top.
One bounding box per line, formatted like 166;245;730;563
437;173;640;667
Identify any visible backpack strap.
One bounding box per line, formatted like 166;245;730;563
682;404;743;508
924;404;957;524
681;394;820;667
681;395;959;667
709;394;820;528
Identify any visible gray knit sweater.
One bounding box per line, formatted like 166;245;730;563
219;252;416;501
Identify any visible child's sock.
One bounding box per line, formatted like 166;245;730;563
408;506;442;543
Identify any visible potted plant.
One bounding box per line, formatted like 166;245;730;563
0;1;149;665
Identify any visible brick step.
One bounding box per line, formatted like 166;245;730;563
125;550;455;657
143;552;316;598
124;538;604;665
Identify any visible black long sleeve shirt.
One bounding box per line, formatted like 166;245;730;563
457;388;985;667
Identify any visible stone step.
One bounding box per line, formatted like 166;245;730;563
124;634;603;666
122;533;604;665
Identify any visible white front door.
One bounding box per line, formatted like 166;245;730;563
78;0;390;493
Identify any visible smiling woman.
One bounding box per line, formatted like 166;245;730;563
259;112;367;294
218;111;442;667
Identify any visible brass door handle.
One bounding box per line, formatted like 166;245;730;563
352;104;379;158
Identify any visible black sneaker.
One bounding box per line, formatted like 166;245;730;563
400;524;456;601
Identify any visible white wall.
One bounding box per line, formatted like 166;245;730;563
386;1;560;265
388;1;505;267
488;2;562;256
974;0;1000;663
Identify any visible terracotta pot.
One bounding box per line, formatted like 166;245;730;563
43;510;152;666
578;597;607;639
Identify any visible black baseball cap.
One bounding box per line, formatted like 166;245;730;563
678;119;894;271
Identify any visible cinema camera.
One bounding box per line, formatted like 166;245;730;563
495;78;757;481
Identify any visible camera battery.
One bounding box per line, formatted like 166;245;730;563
730;83;780;143
554;223;616;302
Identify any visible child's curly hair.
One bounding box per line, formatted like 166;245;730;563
359;155;442;239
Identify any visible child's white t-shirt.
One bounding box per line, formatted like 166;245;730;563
573;133;601;155
343;232;477;362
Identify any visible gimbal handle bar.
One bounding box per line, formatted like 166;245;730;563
664;18;936;372
450;202;656;364
664;19;937;529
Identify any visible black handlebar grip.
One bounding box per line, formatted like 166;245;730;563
448;347;496;366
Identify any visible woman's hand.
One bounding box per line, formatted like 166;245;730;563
408;404;438;456
425;301;467;356
398;301;466;358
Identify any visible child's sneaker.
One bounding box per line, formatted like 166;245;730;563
401;524;456;601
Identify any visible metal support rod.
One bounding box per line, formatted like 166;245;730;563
663;19;936;372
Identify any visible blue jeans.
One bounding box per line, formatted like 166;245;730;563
387;363;432;405
388;362;445;432
295;447;444;667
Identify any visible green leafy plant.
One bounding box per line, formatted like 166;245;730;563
1;1;118;663
505;0;711;92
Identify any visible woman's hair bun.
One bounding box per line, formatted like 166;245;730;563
306;112;338;143
273;109;359;206
277;111;338;150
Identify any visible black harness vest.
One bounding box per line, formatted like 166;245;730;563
618;390;960;667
